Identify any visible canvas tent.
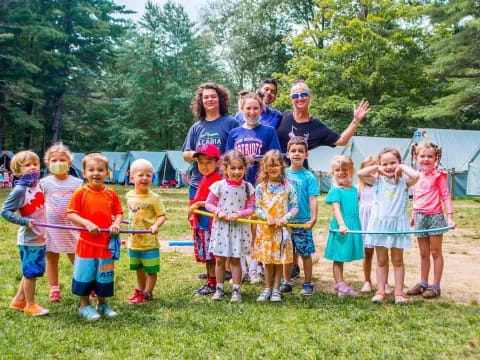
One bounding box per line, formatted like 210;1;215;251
71;152;85;179
165;151;190;187
102;152;127;183
413;128;480;197
308;143;349;192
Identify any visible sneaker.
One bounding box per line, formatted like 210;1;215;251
211;287;225;301
279;282;293;293
406;283;427;296
336;285;360;297
198;273;207;279
250;272;262;284
300;283;314;296
360;281;372;293
79;305;100;321
422;286;441;299
270;289;282;302
24;303;49;316
394;292;410;305
290;264;300;279
257;288;272;302
128;288;143;302
371;291;386;304
129;291;148;305
49;287;61;302
142;291;153;302
195;284;216;296
225;271;232;281
97;303;118;318
230;288;242;302
9;299;26;311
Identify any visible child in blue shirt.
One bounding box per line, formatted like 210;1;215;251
281;137;319;295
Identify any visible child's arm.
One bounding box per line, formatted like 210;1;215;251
187;201;205;217
205;192;227;220
305;196;318;230
0;186;33;229
150;214;166;234
67;213;101;234
438;172;455;227
332;202;348;235
230;193;255;221
357;165;378;184
397;164;420;187
110;213;122;235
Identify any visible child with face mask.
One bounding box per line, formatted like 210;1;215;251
40;142;83;302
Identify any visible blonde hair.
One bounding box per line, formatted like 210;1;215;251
10;151;40;176
130;159;154;175
240;92;263;110
256;149;287;185
43;142;73;166
410;142;442;168
330;155;354;174
358;155;378;191
82;153;109;170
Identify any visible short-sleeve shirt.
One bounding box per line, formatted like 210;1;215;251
225;125;281;184
286;168;320;221
277;112;340;153
67;184;123;258
182;115;239;187
126;190;166;250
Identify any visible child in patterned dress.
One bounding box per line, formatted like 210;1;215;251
40;142;83;302
254;150;298;302
205;150;255;302
358;147;420;304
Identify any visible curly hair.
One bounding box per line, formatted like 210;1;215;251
190;82;231;119
410;142;442;168
256;149;287;185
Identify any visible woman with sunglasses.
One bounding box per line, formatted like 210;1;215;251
277;80;370;157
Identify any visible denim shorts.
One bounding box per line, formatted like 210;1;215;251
19;245;46;278
414;212;448;237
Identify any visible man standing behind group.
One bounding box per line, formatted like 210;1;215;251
235;78;282;129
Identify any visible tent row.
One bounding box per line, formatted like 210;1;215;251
71;151;190;187
309;129;480;197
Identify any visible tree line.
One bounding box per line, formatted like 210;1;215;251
1;0;478;154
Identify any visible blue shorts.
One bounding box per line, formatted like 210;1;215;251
19;245;46;278
290;223;316;256
128;248;160;273
72;256;115;297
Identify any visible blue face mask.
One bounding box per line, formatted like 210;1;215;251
245;117;260;126
15;172;40;187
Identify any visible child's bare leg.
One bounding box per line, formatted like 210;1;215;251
46;251;60;287
264;263;274;289
215;256;226;284
206;260;215;277
97;296;106;305
13;278;25;302
67;253;75;264
363;247;374;283
230;258;241;285
333;261;344;283
390;248;405;293
283;263;292;283
429;235;444;285
375;247;388;292
302;255;312;283
79;295;90;307
136;269;147;290
417;237;431;284
273;264;283;289
23;277;36;306
145;273;157;294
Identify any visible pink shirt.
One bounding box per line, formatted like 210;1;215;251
413;168;453;215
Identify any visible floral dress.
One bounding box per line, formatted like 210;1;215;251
254;181;297;264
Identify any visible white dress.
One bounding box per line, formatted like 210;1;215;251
208;180;253;258
40;175;83;253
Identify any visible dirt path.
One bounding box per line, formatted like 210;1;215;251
161;228;479;304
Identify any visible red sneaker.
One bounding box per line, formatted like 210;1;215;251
129;291;148;305
49;287;61;302
128;288;144;303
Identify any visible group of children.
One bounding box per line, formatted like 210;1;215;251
1;132;454;318
1;144;166;320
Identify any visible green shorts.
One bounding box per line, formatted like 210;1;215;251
128;248;160;273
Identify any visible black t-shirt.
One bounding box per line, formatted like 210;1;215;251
277;112;340;153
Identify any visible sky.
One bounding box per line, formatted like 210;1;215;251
114;0;207;22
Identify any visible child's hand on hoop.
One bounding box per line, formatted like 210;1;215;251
85;220;100;234
266;215;276;226
339;225;348;235
217;211;227;220
228;212;240;222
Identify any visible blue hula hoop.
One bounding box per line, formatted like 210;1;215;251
329;225;454;235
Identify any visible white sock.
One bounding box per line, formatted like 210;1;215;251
217;283;224;290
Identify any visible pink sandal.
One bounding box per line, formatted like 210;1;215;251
394;291;410;305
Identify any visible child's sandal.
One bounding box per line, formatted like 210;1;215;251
394;291;410;305
371;291;386;304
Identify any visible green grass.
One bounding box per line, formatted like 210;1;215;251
0;187;479;359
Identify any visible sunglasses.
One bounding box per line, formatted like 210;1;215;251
291;92;309;100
